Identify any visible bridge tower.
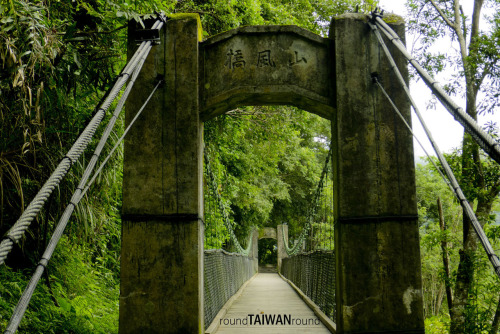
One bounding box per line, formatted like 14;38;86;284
258;225;288;272
121;13;424;334
121;15;204;333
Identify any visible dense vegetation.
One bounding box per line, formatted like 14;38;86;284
418;156;500;333
0;0;371;332
0;0;498;333
408;0;500;332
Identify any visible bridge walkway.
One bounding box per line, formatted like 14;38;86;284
212;273;332;333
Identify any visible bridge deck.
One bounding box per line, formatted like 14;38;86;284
212;273;332;333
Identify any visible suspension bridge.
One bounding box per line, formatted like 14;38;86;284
1;10;500;334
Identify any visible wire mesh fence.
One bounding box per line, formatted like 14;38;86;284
204;249;257;328
281;250;335;322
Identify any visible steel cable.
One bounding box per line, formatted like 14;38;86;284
283;145;332;256
3;44;162;334
371;14;500;166
0;18;164;267
204;150;252;255
369;21;500;278
375;79;500;279
80;77;162;199
367;22;456;194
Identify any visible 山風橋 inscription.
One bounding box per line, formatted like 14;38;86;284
224;48;308;70
200;25;334;120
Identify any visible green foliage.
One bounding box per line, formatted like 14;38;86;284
407;0;500;114
0;0;373;331
204;106;330;245
417;159;500;332
425;316;450;333
204;147;234;250
0;237;119;333
176;0;378;37
417;160;461;318
445;140;500;203
416;160;461;229
310;222;334;250
408;1;500;331
258;238;277;265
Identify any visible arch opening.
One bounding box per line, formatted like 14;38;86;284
202;106;332;259
258;238;278;273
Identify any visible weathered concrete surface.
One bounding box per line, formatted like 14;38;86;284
200;26;334;121
277;224;288;273
121;15;204;333
122;18;203;215
251;229;259;273
120;220;203;333
256;226;288;272
259;227;277;240
120;11;423;334
330;13;424;333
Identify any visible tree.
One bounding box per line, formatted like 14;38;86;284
416;160;462;318
204;106;330;244
407;0;500;332
416;157;500;332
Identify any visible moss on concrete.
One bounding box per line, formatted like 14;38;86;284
382;13;404;25
167;13;203;41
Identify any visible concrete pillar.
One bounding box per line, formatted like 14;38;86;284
277;224;288;273
120;15;204;333
330;14;424;333
251;229;259;273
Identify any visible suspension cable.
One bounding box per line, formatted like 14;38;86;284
80;79;162;199
374;79;500;279
0;18;165;267
368;21;500;278
3;78;163;334
370;13;500;166
204;149;252;255
367;22;455;194
283;145;333;256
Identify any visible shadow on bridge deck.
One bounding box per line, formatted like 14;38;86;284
207;273;332;333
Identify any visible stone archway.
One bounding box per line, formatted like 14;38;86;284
256;225;288;272
199;25;333;120
121;13;424;334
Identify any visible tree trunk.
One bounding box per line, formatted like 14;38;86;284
450;248;475;334
450;194;493;333
490;294;500;334
435;284;445;316
438;197;453;311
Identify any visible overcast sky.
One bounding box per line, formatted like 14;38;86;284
377;0;498;161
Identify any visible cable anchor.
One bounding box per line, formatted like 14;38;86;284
135;28;161;45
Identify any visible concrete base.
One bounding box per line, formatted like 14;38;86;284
120;219;204;333
336;219;423;333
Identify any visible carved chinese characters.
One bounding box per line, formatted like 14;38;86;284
224;48;307;71
225;49;246;69
289;51;307;66
257;50;276;67
200;26;333;120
